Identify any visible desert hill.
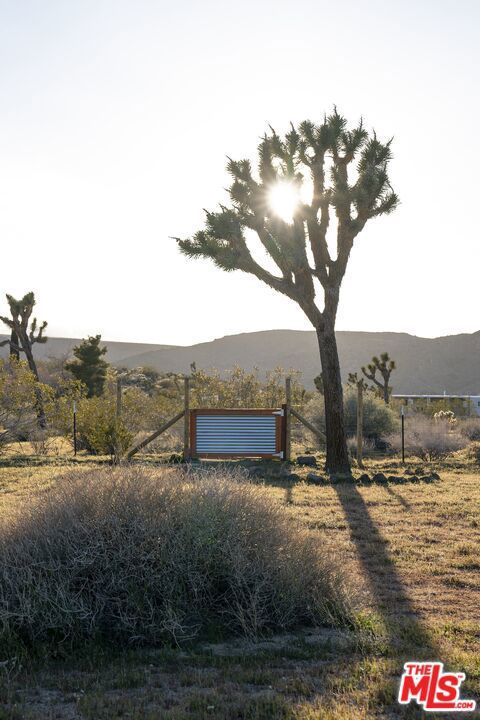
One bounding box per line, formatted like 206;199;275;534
1;329;479;394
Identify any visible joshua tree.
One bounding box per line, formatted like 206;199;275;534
66;335;108;398
347;372;370;392
0;293;48;427
177;110;398;473
0;293;47;377
361;352;396;404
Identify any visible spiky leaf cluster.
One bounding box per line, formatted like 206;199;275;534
177;109;398;325
0;292;48;356
347;372;370;392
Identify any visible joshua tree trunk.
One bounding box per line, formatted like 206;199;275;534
9;329;20;360
1;329;20;360
33;388;47;429
21;337;47;428
316;324;350;474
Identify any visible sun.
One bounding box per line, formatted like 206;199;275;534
267;181;300;223
267;179;312;224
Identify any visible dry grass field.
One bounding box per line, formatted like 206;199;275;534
0;453;478;719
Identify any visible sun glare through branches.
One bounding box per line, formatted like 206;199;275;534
267;179;313;223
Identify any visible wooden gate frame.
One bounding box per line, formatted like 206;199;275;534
126;375;326;462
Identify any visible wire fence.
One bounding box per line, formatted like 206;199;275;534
2;372;479;465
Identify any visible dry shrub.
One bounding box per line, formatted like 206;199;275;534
387;415;465;460
27;429;59;457
465;441;480;465
0;467;354;652
306;388;398;441
346;436;376;458
459;418;480;442
135;429;183;454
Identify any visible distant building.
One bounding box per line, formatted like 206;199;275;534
392;394;480;417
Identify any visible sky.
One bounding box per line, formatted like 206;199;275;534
0;0;479;346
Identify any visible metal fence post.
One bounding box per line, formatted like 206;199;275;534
183;376;190;460
73;401;77;456
116;377;122;418
357;381;364;468
285;376;291;461
114;377;122;464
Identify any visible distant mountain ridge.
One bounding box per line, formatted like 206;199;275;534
1;329;479;394
0;337;176;364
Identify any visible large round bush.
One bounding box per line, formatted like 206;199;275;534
0;467;355;652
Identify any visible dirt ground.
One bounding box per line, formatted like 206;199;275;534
0;454;478;719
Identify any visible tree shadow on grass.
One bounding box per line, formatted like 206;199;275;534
333;481;440;659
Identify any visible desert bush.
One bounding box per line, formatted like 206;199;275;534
73;397;133;456
27;429;57;457
344;387;398;438
191;366;308;409
45;377;86;437
306;386;398;440
346;435;376;458
0;467;355;652
465;441;480;464
433;410;457;427
459;418;480;442
49;374;181;455
135;428;183;454
0;359;53;451
51;383;156;455
387;415;465;460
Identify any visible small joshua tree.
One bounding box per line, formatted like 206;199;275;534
177;110;398;473
0;293;47;377
347;372;370;392
361;352;396;404
0;293;48;427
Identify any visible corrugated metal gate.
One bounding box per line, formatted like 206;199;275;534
190;408;285;459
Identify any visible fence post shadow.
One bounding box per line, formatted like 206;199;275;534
383;483;411;510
